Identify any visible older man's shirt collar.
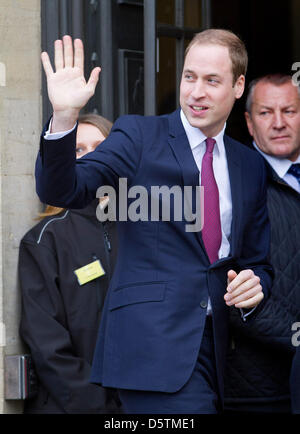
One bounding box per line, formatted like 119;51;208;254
252;141;300;178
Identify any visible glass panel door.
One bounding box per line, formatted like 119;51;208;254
144;0;210;116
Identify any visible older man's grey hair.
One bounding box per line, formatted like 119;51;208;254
245;73;300;116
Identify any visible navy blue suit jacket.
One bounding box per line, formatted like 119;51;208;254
35;109;273;401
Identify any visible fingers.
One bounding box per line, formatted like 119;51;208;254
224;269;263;309
41;35;100;113
87;67;101;93
63;35;74;68
74;38;84;71
227;269;255;293
225;283;262;306
227;269;237;286
54;39;64;71
234;291;264;309
53;35;83;71
228;275;260;298
41;51;53;77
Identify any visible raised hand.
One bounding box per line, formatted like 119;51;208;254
41;35;101;132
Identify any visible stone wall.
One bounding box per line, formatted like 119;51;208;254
0;0;41;413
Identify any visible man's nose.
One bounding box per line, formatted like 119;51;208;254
190;80;206;99
273;112;286;129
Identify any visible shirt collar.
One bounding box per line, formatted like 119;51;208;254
180;109;226;155
252;141;300;178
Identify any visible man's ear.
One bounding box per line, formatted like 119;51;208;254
234;75;245;100
245;111;253;137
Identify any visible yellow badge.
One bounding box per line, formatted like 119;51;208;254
74;260;105;286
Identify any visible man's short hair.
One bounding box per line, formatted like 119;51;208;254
185;28;248;85
245;73;299;115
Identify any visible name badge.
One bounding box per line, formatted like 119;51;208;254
74;260;105;286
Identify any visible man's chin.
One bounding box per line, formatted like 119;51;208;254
187;116;209;130
272;143;297;158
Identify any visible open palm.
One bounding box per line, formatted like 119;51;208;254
41;36;100;129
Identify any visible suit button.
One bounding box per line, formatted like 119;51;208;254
200;300;207;309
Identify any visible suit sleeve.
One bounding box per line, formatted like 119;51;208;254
35;116;143;209
236;157;273;302
19;239;117;414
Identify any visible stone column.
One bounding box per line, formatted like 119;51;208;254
0;0;42;413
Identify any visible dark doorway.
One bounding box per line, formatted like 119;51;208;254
211;0;294;143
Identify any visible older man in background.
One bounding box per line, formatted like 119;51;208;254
225;73;300;414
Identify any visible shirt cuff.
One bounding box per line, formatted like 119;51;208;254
239;306;257;322
44;118;77;140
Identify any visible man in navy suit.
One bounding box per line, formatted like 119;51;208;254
35;29;273;413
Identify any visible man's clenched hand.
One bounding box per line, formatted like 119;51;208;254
224;269;263;309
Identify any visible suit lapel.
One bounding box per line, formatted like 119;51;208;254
167;110;208;256
224;135;243;256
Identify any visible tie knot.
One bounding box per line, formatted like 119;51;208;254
205;137;216;153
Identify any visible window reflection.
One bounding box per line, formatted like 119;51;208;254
157;37;176;115
185;0;202;28
156;0;204;114
156;0;175;25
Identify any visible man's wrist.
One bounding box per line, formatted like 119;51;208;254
44;117;77;140
51;110;80;133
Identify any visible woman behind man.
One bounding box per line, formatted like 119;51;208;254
19;113;121;414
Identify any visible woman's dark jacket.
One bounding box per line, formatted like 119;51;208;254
19;200;121;414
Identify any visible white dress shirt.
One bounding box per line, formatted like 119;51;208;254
253;141;300;193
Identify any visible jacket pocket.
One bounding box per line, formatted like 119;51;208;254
108;282;166;311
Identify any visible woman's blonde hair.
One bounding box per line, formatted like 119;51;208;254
38;113;112;219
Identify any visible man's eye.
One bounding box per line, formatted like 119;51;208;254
76;148;83;153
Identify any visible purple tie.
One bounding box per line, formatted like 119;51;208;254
201;138;222;263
